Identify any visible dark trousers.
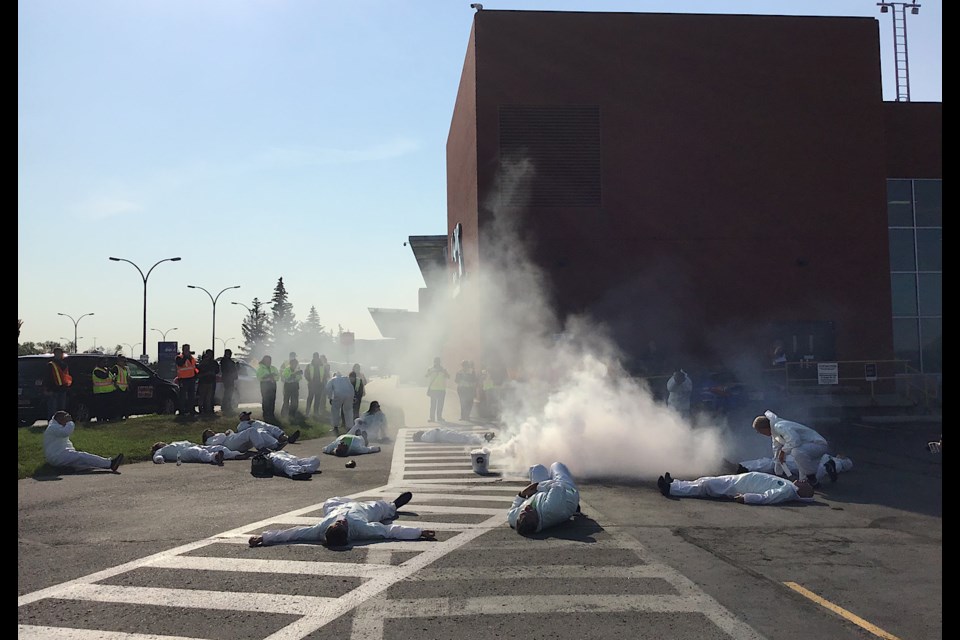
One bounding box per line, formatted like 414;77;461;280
457;387;474;420
281;383;300;417
93;391;118;421
222;382;236;415
46;389;68;419
261;382;277;421
305;384;323;416
197;382;215;414
428;390;446;422
178;378;197;415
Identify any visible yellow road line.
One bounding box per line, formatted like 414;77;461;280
783;582;902;640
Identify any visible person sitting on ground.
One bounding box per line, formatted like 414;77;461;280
151;440;245;465
737;453;853;484
43;410;123;473
321;430;382;457
508;462;581;536
752;410;830;489
360;401;390;442
201;427;283;453
236;410;300;445
248;492;435;547
264;450;322;480
657;471;815;505
412;427;496;446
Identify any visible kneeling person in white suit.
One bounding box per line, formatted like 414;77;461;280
508;462;581;536
248;492;435;547
658;471;815;505
413;427;495;446
44;411;123;473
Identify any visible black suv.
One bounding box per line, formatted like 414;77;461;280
18;354;179;426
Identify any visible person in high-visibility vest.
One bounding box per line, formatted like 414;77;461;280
256;354;280;423
280;352;303;418
175;344;199;418
110;355;131;419
45;347;73;418
424;357;449;423
304;353;331;418
92;357;118;421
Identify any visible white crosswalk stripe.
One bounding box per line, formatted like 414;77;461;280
18;425;767;640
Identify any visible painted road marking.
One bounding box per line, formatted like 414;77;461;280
783;582;902;640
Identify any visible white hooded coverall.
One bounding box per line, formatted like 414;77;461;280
325;375;356;431
669;471;811;505
507;462;581;533
152;441;243;464
667;371;693;413
267;450;321;476
416;427;488;446
764;410;829;479
258;497;422;545
237;418;285;440
739;454;853;484
205;428;278;452
322;433;381;456
43;417;112;470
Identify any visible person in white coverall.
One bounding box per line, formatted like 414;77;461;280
666;369;693;417
266;450;321;480
248;492;435;547
412;427;495;446
325;372;355;435
201;427;281;453
752;410;830;487
508;462;581;536
360;401;389;442
657;471;815;504
151;441;243;465
322;432;381;457
43;411;123;472
236;411;300;445
738;453;853;484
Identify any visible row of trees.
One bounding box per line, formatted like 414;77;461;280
18;278;356;363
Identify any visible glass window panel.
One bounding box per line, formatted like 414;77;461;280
888;229;916;271
916;229;942;271
920;318;942;374
891;273;918;316
918;273;942;316
892;318;920;369
886;179;914;226
913;179;942;228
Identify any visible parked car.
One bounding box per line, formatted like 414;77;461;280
214;358;260;406
18;353;179;426
693;370;767;415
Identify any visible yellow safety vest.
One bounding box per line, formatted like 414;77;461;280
114;366;129;391
92;367;115;394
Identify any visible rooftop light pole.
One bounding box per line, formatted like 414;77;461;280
109;256;182;361
188;285;241;353
57;312;94;354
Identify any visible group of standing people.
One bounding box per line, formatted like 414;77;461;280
174;345;235;417
425;357;502;423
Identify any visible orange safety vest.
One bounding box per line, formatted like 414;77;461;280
177;356;198;379
49;360;73;387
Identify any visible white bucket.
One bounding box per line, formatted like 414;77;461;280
470;448;490;475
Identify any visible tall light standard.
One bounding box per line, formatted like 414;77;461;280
109;256;182;361
122;343;142;357
151;327;179;340
877;1;922;102
188;285;240;353
57;312;94;354
216;337;237;351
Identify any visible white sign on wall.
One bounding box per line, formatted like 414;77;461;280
817;362;839;385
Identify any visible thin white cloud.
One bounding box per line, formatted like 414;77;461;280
72;196;144;221
257;137;421;167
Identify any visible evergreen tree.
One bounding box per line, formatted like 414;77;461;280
269;278;299;348
240;298;270;359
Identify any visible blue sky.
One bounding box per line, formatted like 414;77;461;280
18;0;942;358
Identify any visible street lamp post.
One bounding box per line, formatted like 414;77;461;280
188;285;240;353
109;256;182;361
151;327;179;340
122;343;142;357
57;312;95;354
216;337;237;351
